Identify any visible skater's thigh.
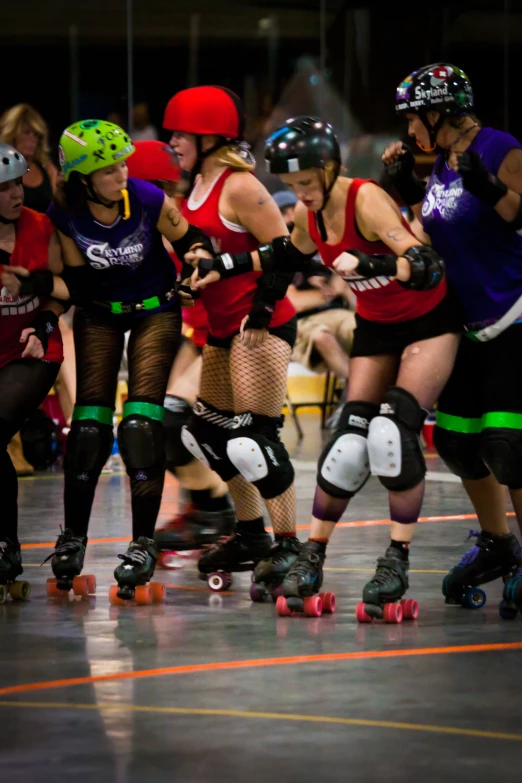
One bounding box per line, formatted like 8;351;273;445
198;345;234;410
73;308;124;405
229;334;291;416
346;355;399;404
0;360;60;446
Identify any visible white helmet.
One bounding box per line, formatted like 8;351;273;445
0;143;28;184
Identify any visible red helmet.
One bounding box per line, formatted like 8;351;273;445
126;140;180;182
163;86;244;139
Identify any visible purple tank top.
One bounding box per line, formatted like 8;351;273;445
422;127;522;327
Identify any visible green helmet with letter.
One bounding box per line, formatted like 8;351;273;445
58;119;135;181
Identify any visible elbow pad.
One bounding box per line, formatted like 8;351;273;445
398;245;445;291
245;270;294;330
172;223;215;262
258;235;316;275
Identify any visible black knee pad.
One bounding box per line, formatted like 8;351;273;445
433;426;490;480
368;387;426;492
226;413;294;499
118;402;165;478
64;419;114;484
164;395;193;471
480;427;522;489
181;399;239;482
317;401;378;499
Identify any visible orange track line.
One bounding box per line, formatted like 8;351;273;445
1;642;521;697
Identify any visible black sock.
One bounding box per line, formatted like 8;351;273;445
190;489;231;513
236;517;266;536
390;539;410;557
308;539;328;555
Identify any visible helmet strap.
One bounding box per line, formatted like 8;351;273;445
187;136;228;192
0;214;15;225
416;110;445;153
85;175;122;213
316;162;341;242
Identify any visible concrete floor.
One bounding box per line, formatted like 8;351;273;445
1;414;521;783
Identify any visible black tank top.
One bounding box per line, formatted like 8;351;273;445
23;163;53;214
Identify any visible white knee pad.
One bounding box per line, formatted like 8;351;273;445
181;425;211;469
367;416;401;477
226;436;268;482
320;433;370;493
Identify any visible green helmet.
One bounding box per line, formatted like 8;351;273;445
58;119;135;181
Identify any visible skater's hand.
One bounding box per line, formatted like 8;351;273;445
19;327;44;359
382;141;409;167
1;265;29;297
184;245;213;267
190;266;221;291
239;314;268;348
177;281;195;307
332;251;360;279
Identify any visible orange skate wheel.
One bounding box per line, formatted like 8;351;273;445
150;582;166;603
9;581;30;601
276;596;293;616
383;602;403;624
304;596;323;617
46;577;66;599
134;585;152;605
400;598;419;620
319;592;336;614
109;585;126;606
355;602;373;623
86;575;96;594
72;575;90;596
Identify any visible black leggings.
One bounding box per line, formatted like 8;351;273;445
65;306;181;540
0;359;60;543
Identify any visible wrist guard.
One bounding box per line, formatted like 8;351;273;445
28;309;59;352
385;146;426;206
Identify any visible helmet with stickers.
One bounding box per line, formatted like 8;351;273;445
0;143;28;184
58;119;135;181
395;63;474;151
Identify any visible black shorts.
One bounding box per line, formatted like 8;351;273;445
436;324;522;431
350;291;462;358
207;317;297;350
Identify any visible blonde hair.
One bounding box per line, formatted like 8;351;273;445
215;144;254;172
0;103;51;167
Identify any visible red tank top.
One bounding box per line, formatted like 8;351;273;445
307;178;446;323
182;169;295;338
0;207;63;369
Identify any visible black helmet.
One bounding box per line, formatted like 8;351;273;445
264;116;341;175
395;63;474;150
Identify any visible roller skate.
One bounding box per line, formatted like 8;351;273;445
356;547;417;624
276;541;336;617
500;568;522;619
0;539;30;604
197;529;272;592
155;506;236;569
110;537;165;606
250;535;302;603
442;530;522;610
44;528;95;599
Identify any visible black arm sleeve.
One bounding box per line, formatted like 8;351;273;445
15;269;55;298
59;264;100;305
384;146;426;207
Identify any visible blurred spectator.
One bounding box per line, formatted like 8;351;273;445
0;104;57;213
272;189;298;230
132;103;158;141
107;110;126;128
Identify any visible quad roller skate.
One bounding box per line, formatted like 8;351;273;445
44;528;95;599
110;537;165;606
500;568;522;620
155;506;236;569
276;541;336;617
442;530;522;610
250;535;302;603
197;530;272;592
0;540;30;604
356;547;418;624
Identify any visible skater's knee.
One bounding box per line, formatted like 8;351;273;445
164;394;193;470
480;427;522;489
226;413;294;500
368;387;426;492
182;399;238;481
316;401;377;498
118;400;165;478
433;425;489;480
65;405;114;482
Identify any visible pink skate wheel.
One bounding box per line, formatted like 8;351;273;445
303;595;322;617
319;592;336;614
249;582;266;603
276;596;293;616
207;572;232;592
383;602;403;624
355;602;373;623
400;598;419;620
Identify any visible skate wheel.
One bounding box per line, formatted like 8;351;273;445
304;595;322;617
46;577;67;599
276;596;293;617
9;581;30;601
462;587;486;609
109;585;126;606
271;584;284;602
135;585;152;605
72;575;90;597
250;582;267;603
319;592;336;614
355;602;373;623
0;585;6;605
400;598;419;620
159;551;185;570
87;575;96;594
383;603;403;624
150;582;166;603
207;572;232;592
499;599;518;620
